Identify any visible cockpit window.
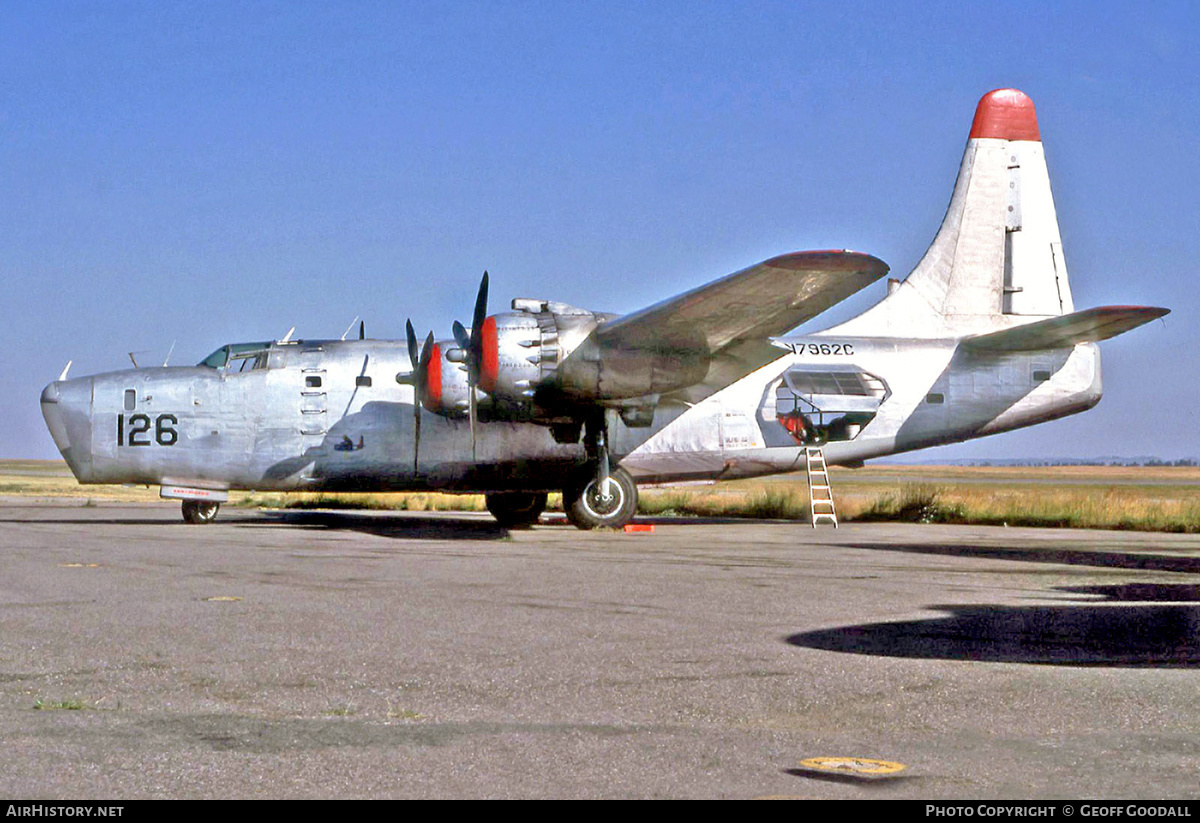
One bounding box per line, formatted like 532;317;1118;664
232;351;267;372
198;347;230;369
197;342;273;371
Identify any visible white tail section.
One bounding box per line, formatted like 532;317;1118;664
833;89;1074;337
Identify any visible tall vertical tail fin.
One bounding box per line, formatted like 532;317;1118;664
836;89;1074;336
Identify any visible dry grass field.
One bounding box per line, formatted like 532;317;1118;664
2;460;1198;532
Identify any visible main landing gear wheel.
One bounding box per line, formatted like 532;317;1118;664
564;466;637;530
181;500;220;525
485;492;548;528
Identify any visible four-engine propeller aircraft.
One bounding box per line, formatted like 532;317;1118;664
41;89;1167;529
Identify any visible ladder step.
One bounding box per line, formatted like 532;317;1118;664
804;446;838;528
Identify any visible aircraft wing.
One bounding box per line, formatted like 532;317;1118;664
961;306;1169;353
594;250;887;405
597;250;889;353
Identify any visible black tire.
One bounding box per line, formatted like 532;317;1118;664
182;500;220;525
485;492;548;528
563;467;638;530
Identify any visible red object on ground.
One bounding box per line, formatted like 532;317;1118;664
623;524;655;533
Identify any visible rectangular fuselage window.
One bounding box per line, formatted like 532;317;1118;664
926;392;945;404
306;376;322;388
356;376;372;388
123;389;136;411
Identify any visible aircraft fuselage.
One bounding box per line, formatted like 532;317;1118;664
41;334;1102;493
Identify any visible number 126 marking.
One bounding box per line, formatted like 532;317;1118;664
117;414;179;447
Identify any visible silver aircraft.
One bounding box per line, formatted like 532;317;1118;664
41;89;1167;528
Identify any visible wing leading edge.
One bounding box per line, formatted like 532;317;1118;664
598;251;888;353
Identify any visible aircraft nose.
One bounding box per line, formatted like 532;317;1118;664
40;377;93;480
40;382;69;452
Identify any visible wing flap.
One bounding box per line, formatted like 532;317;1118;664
596;251;889;354
961;306;1169;353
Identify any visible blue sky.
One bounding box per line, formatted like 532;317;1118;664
2;1;1195;460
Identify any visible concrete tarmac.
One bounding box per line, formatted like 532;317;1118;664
3;500;1200;799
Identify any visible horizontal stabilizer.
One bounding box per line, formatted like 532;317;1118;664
961;306;1169;353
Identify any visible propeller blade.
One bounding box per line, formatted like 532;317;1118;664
412;330;435;474
470;273;490;459
445;271;491;461
451;321;470;351
406;320;420;367
417;332;434;388
468;272;489;382
413;404;422;474
469;389;477;462
471;271;489;342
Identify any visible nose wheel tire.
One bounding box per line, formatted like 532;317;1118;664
485;492;548;528
181;500;220;525
564;466;637;530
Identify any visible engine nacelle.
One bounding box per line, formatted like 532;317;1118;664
478;302;603;407
419;339;474;417
556;341;710;401
477;299;707;412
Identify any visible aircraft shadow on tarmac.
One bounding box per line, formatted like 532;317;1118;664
0;516;186;526
787;583;1200;668
244;510;510;541
840;540;1200;574
242;511;780;537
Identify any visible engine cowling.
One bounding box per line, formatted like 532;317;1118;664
477;302;604;409
476;300;708;412
418;340;474;417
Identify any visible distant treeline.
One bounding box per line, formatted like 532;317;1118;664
942;458;1199;467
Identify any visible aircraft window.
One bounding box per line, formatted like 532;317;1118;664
198;347;230;369
123;389;136;411
1033;370;1051;383
356;376;372;388
230;351;268;373
197;342;272;370
306;375;322;388
926;392;945;404
786;370;882;397
775;367;888;445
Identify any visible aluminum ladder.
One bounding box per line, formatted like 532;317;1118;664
805;447;838;528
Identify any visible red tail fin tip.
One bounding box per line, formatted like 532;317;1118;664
969;88;1041;142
